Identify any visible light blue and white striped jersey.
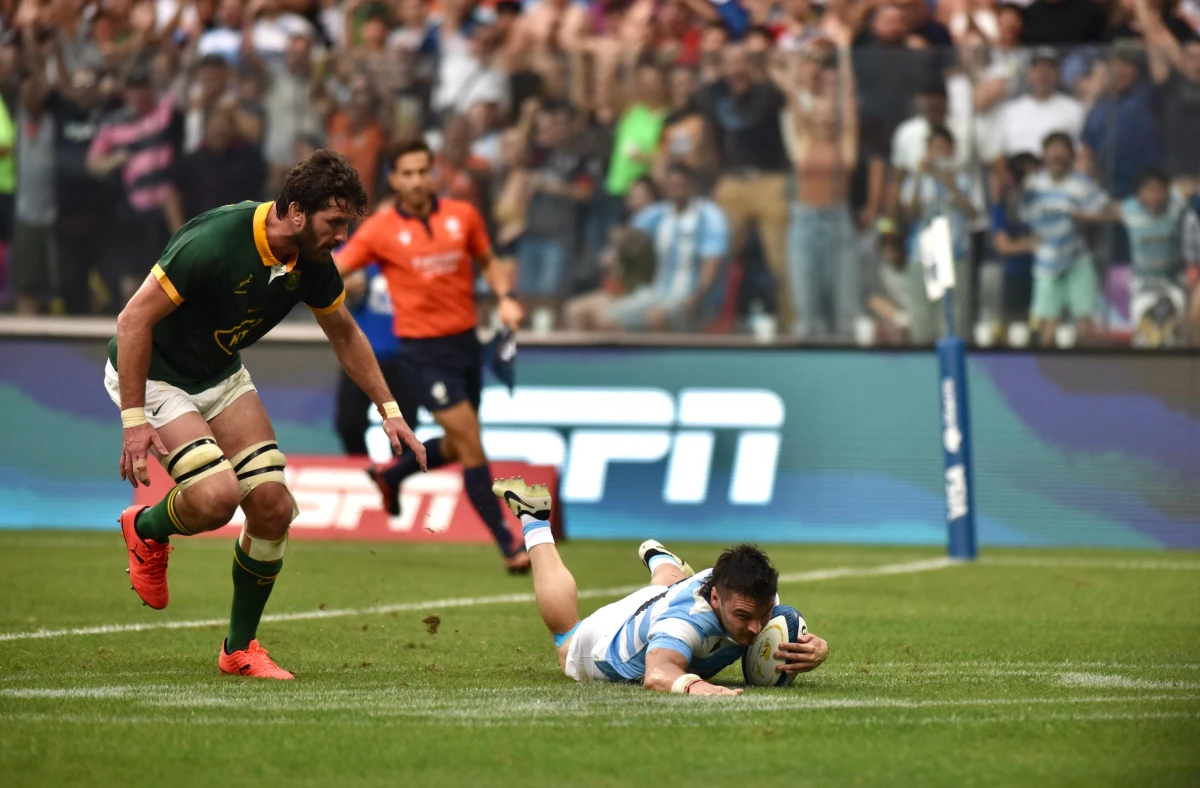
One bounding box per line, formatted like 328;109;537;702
1120;196;1184;279
596;569;746;682
631;199;730;302
900;170;974;262
1020;170;1109;276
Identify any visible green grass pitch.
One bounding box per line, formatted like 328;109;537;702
1;532;1198;787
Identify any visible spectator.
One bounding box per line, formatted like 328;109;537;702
990;152;1042;333
165;107;268;229
1120;169;1189;347
342;2;409;102
989;49;1084;160
892;80;980;178
520;102;599;296
654;65;716;193
606;62;668;224
1020;132;1109;346
1080;47;1161;200
183;54;262;153
247;0;315;63
1180;192;1200;342
862;227;912;344
787;38;860;340
1020;0;1107;45
969;5;1028;126
47;61;112;315
327;85;386;208
698;45;794;329
565;163;729;331
852;3;941;155
432;0;508;120
698;21;730;84
197;0;247;65
86;69;180;308
244;30;324;192
900;126;978;343
493;127;531;255
431;114;491;214
1139;0;1200;193
467;100;505;167
778;0;822;54
12;70;57;315
1112;0;1196;43
648;0;704;67
948;0;1003;45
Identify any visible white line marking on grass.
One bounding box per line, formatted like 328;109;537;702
980;557;1200;571
4;708;1196;729
0;558;955;642
1058;672;1200;690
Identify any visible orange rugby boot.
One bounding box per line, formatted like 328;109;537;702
119;505;172;610
218;639;295;680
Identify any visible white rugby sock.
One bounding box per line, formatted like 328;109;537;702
647;553;676;575
521;513;554;550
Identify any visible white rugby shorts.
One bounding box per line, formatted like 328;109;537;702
104;361;257;429
563;585;665;682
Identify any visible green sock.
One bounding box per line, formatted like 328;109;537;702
227;541;283;653
134;487;191;544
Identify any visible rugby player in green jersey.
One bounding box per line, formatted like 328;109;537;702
105;150;426;679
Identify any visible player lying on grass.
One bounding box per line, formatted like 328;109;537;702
108;150;425;679
493;478;829;695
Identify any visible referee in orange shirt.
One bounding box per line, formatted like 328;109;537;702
336;139;530;573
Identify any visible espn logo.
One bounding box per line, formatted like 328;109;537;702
366;387;786;506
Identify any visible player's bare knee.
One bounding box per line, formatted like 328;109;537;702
187;476;241;529
245;485;294;541
449;430;485;467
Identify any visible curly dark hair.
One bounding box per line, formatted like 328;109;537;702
699;543;779;607
274;149;368;219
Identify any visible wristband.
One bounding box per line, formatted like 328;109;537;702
121;408;148;428
380;401;402;419
671;673;702;695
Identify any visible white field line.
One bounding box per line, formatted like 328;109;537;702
979;557;1200;571
1;686;1197;725
0;557;955;643
2;708;1197;729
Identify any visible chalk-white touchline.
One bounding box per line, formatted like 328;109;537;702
0;557;955;643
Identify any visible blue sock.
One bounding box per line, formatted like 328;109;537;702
383;437;447;487
463;464;516;556
520;513;554;550
647;554;677;575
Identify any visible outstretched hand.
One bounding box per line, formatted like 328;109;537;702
121;423;168;489
383;416;427;471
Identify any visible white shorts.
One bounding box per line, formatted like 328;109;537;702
563;585;666;682
104;361;257;429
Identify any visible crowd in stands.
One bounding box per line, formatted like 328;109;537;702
1;0;1199;348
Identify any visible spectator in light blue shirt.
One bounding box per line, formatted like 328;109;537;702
563;164;730;332
900;126;978;344
1020;132;1110;346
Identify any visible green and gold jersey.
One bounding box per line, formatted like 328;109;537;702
108;202;346;394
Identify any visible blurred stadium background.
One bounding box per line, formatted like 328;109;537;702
0;0;1198;785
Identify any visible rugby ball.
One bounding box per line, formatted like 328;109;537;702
741;605;807;687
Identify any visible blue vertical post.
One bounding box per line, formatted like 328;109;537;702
937;286;978;560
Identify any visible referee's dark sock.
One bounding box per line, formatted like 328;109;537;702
463;464;516;556
383;437;447;487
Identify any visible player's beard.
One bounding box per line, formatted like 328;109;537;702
296;224;328;259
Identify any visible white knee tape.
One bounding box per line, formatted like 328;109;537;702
229;441;298;521
242;526;288;562
162;438;233;490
